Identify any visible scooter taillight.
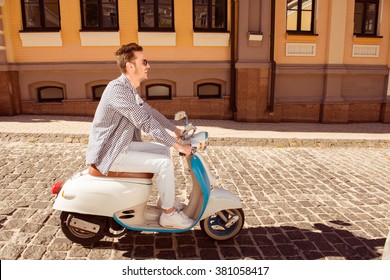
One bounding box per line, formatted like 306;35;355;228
51;182;64;194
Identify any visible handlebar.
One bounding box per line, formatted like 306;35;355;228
179;147;198;157
175;111;208;155
181;123;197;140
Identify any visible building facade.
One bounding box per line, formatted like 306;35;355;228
0;0;389;123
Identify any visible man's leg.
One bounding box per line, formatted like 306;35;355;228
110;142;194;229
110;142;175;209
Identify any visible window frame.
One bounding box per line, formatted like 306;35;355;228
193;0;228;32
80;0;119;31
37;86;64;103
20;0;61;32
92;84;107;101
197;82;221;99
137;0;175;32
353;0;380;37
146;84;172;100
286;0;316;35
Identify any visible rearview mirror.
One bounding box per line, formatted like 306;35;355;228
174;111;187;121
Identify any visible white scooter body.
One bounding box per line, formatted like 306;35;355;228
52;112;244;242
53;152;241;233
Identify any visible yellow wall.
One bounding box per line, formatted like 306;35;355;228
275;0;328;64
3;0;230;63
275;0;390;66
344;0;390;65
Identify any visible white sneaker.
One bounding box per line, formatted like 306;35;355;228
156;197;186;211
159;210;194;229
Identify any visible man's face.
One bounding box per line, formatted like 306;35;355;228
129;51;150;82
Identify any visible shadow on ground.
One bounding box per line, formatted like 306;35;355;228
85;223;386;260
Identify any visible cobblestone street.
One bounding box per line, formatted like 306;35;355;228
0;135;389;260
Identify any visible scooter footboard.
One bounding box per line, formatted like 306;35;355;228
200;187;242;220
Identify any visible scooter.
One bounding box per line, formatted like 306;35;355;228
51;111;245;245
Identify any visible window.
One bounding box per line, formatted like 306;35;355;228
146;84;172;100
138;0;174;31
37;86;64;102
193;0;227;32
354;0;379;36
92;84;106;100
197;83;221;99
286;0;315;34
21;0;61;31
80;0;119;31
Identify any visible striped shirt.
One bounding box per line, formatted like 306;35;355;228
86;74;177;175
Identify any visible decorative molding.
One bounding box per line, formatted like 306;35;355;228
248;32;263;42
193;32;230;47
352;44;380;58
19;32;62;47
286;43;316;56
79;31;120;47
138;32;176;46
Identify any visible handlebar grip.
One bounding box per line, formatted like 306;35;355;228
179;147;197;157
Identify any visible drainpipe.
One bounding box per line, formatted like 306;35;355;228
230;0;238;119
269;0;276;114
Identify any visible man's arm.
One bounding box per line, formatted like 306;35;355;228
142;102;176;132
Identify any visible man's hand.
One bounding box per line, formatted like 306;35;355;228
174;128;183;139
173;142;192;156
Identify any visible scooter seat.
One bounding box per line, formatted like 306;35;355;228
89;164;153;179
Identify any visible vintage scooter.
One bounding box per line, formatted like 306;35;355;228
51;111;245;245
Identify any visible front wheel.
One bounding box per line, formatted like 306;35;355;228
200;208;245;241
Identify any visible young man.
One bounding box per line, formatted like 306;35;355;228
86;43;194;229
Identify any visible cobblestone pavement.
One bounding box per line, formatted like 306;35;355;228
0;136;389;260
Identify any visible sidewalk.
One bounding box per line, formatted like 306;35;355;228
0;114;390;145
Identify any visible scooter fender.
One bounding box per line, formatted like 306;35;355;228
200;187;242;220
52;170;152;217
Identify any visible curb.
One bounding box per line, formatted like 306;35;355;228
1;132;390;148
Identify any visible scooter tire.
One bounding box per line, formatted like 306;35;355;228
200;208;245;241
60;211;106;245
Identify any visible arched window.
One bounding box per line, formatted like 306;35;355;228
37;86;64;103
146;84;172;100
197;83;221;99
92;84;107;100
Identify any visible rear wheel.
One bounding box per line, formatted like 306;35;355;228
60;212;106;245
200;208;244;241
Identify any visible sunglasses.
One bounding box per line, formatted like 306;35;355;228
141;59;149;66
130;58;149;67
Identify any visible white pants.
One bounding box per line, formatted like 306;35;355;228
110;142;175;210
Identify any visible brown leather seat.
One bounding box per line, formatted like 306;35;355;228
89;164;153;179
